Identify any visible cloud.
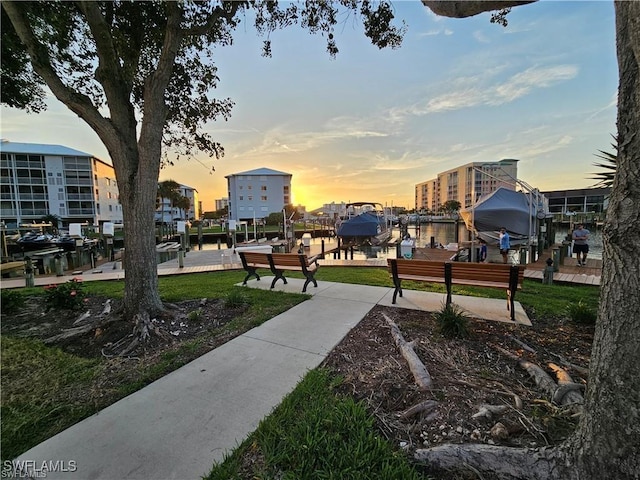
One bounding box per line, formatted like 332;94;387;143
392;64;579;118
473;30;490;43
495;65;578;102
227;114;393;159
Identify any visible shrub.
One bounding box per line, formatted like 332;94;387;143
188;308;203;322
566;300;597;325
225;289;248;308
434;303;470;338
1;289;25;314
43;278;87;311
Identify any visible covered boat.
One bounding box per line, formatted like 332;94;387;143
336;202;391;246
459;187;544;246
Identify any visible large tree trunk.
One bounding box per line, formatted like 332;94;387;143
115;143;164;319
566;2;640;477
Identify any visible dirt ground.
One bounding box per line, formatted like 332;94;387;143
1;293;594;478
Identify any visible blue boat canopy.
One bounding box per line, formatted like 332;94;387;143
337;212;382;237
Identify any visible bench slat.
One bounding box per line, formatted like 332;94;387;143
239;251;318;292
387;258;525;321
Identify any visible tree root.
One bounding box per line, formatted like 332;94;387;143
382;312;432;390
399;399;438;420
414;444;572;480
44;314;120;344
472;404;509;419
492;344;584;407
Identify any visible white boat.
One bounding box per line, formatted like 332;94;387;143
336;202;392;246
459;187;546;246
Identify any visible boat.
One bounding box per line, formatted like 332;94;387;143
459;187;546;246
15;232;94;252
336;202;392;246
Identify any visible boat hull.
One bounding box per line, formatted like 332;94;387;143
337;211;391;245
460;187;541;246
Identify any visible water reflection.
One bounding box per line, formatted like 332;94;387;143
194;223;603;261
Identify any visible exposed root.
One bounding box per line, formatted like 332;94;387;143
414;443;572;480
472;404;509;419
382;312;432;390
399;400;438;420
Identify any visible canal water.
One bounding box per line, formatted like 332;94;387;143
196;223;603;261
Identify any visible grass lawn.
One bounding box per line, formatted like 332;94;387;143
1;267;599;476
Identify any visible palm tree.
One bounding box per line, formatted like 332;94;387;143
40;214;61;234
157;180;181;224
175;196;191;221
590;135;617;188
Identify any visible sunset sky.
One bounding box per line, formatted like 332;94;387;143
0;1;618;211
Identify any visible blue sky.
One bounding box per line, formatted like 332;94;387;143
0;1;618;211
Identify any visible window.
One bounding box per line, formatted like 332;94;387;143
239;185;243;190
248;195;253;201
261;185;267;191
247;185;252;190
283;186;289;193
261;196;267;201
239;196;243;200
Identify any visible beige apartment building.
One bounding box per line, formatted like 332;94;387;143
415;159;519;212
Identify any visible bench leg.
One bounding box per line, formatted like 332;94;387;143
392;280;402;304
507;289;516;321
242;268;260;285
270;270;287;289
302;274;317;293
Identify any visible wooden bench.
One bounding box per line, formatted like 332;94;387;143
1;261;25;277
387;259;525;321
238;251;319;292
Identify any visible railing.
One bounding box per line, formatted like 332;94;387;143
67;208;95;215
66;194;94;200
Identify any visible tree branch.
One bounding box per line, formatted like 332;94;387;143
2;1;117;141
76;1;136;132
421;0;537;19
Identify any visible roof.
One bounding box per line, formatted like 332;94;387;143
225;167;291;178
0;141;94;157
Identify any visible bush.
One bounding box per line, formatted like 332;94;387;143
1;289;25;314
434;303;470;338
566;300;597;325
225;289;248;308
43;278;87;311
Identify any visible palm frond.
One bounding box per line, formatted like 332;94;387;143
589;135;617;188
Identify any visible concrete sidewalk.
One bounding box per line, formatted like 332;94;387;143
11;278;530;480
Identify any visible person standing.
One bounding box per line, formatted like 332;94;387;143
478;239;488;262
499;227;510;264
572;223;590;266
